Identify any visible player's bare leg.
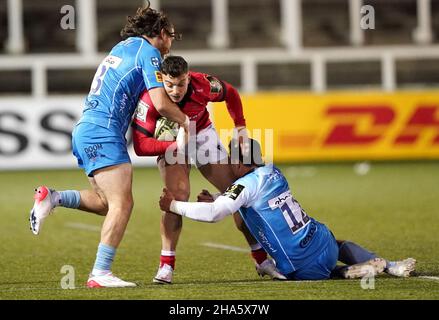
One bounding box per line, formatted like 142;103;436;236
93;164;134;247
78;178;109;216
154;158;191;284
29;154;136;287
30;174;110;235
198;162;286;280
85;163;136;287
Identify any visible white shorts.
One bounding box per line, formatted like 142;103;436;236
190;124;229;168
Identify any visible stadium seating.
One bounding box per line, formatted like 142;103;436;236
0;0;439;94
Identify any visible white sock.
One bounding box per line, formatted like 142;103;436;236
91;269;111;276
161;250;176;256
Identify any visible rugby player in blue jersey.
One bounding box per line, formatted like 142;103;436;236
29;2;190;288
159;139;416;280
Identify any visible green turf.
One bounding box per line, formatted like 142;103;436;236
0;162;438;299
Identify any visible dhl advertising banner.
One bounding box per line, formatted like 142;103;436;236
212;91;439;162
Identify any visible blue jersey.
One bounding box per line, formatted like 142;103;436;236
230;165;333;275
79;37;163;137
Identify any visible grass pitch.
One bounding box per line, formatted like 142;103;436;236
0;162;438;300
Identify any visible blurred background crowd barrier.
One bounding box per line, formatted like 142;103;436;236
0;0;438;169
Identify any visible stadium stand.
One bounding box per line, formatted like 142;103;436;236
0;0;439;95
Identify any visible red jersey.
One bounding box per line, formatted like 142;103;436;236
132;71;245;156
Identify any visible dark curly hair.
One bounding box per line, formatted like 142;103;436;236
120;1;181;40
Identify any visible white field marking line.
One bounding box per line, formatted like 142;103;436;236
65;222;130;234
201;242;248;253
64;222;101;232
418;276;439;281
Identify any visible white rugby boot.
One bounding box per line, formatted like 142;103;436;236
29;186;56;235
153;264;174;284
385;258;416;277
340;257;387;279
87;272;136;288
256;259;287;280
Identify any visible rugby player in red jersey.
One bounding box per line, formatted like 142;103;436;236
132;56;285;283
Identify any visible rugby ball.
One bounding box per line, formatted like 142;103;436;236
154;117;179;141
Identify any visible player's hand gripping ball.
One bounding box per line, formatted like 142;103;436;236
154;117;179;141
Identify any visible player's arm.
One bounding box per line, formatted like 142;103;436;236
221;81;250;150
132;124;175;156
148;87;189;128
160;183;250;223
159;188;245;223
206;75;248;149
205;74;246;128
222;80;246;128
131;94;176;156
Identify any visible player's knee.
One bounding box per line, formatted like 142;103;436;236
97;205;108;216
108;197;134;216
125;197;134;212
169;185;190;201
174;191;190;201
96;197;109;216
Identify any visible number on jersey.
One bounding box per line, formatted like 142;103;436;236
268;190;310;234
90;55;122;95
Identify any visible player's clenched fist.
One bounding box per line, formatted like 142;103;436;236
159;188;175;212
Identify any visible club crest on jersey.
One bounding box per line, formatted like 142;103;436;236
155;71;163;83
206;76;222;94
223;184;245;200
135;100;149;122
151;57;160;68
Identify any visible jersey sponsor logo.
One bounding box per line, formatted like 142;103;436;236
257;229;278;254
135;100;150;122
223;184;245;200
206;76;222;94
268;190;292;209
104;55;122;68
150;57;160;68
155;71;163;83
299;221;317;248
84;143;104;161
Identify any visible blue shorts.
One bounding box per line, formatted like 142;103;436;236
287;233;339;281
72;122;131;177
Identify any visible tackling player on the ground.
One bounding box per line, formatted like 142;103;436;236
159;139;417;280
28;2;189;288
132;56;283;283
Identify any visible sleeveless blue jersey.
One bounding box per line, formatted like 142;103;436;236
235;165;333;275
79;37;163;137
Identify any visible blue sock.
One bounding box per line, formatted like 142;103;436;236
338;241;377;265
59;190;81;209
92;243;116;276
